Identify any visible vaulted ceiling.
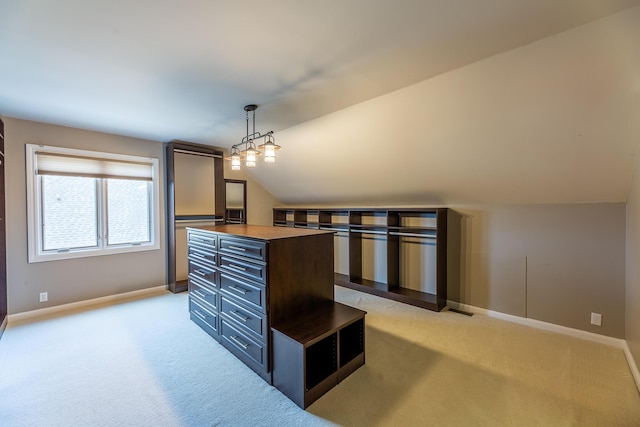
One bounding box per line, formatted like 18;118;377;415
1;1;640;205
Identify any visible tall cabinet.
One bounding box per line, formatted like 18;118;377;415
165;141;225;293
0;119;7;337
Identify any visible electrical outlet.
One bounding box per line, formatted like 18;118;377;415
39;292;48;303
590;312;602;326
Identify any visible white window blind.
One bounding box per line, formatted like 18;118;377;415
35;152;153;181
26;144;160;263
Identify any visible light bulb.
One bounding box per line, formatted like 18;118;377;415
265;144;276;157
246;149;256;167
264;143;276;163
231;153;241;170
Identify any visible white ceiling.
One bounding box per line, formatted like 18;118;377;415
2;0;640;205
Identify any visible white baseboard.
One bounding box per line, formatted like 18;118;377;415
622;341;640;393
447;300;640;393
8;285;168;324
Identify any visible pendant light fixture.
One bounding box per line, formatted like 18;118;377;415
227;104;280;170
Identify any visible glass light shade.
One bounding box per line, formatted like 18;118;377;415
264;144;276;157
231;153;241;170
246;149;257;167
264;143;276;163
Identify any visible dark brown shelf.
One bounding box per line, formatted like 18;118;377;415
273;301;366;346
335;274;440;311
175;278;189;293
387;226;437;233
273;207;457;312
340;275;397;292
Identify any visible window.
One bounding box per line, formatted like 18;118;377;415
26;144;160;262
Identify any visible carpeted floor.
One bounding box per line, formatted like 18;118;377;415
0;287;638;426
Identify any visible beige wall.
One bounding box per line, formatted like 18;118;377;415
626;154;640;369
224;163;280;226
453;203;625;338
174;152;217;216
4;118;167;313
286;202;626;338
3;118;283;314
2;116;629;343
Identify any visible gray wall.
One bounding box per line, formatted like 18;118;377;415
289;202;626;338
5;118;166;314
3;118;280;314
626;156;640;369
2;116;629;342
453;204;626;338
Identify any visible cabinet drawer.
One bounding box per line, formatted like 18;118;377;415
220;273;266;313
221;320;266;371
221;296;266;340
189;279;218;311
188;245;216;267
219;255;266;284
188;259;217;288
189;297;219;339
188;230;216;250
219;237;266;261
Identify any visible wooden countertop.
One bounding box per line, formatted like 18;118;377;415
187;224;335;241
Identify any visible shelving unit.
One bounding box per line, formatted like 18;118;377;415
273;207;459;312
272;302;366;408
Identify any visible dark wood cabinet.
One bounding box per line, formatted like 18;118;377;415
165;141;225;293
274;207;460;312
186;224;366;406
0;119;6;338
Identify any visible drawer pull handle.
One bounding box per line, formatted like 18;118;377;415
229;263;247;272
228;245;246;252
230;335;249;350
229;285;248;295
193;310;208;321
193;237;212;244
195;269;207;276
230;310;249;323
192;290;207;300
192;252;206;258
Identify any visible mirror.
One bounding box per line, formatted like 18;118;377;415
225;179;247;224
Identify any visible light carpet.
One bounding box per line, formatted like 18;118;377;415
0;287;638;426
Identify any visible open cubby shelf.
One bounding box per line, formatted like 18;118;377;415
274;207;459;312
272;302;366;409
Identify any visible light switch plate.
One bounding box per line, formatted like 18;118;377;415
590;312;602;326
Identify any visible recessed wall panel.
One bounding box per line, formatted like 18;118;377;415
174;152;216;216
400;237;437;294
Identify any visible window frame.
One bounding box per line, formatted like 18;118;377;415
26;144;160;263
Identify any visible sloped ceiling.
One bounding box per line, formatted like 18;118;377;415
252;7;640;205
1;1;640;205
